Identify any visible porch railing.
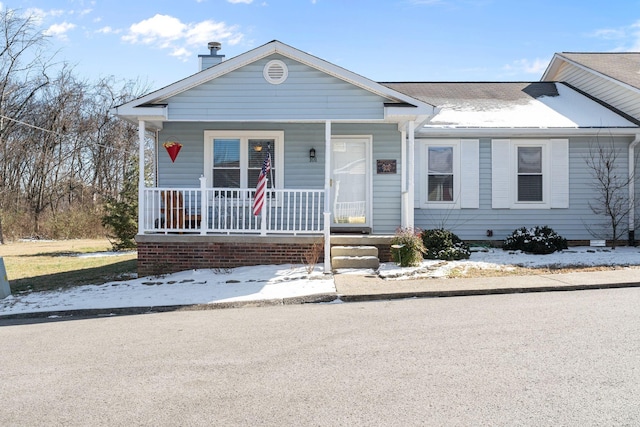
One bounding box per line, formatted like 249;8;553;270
142;186;326;235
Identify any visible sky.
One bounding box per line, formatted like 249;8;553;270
3;0;640;95
2;244;640;315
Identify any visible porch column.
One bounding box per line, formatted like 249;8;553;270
324;120;332;272
407;120;416;229
401;126;408;228
138;120;146;235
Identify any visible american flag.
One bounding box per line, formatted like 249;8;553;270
252;148;271;216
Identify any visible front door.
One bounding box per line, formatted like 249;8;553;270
330;137;371;228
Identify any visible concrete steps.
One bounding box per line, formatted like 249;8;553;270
331;245;380;270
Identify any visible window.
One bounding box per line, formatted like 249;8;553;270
517;146;542;202
491;139;569;209
428;146;454;202
204;131;283;189
418;139;479;209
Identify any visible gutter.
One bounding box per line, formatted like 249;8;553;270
629;134;640;245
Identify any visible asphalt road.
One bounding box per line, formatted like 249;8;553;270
1;288;640;426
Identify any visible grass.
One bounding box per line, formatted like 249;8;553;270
0;239;137;294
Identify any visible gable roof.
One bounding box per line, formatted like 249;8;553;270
113;40;436;128
542;52;640;92
381;81;638;132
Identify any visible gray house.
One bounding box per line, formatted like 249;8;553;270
113;41;640;274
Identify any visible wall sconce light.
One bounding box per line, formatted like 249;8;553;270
254;144;263;152
309;147;316;162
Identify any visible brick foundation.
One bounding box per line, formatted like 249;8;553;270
136;235;326;276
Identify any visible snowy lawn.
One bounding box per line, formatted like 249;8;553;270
1;246;639;316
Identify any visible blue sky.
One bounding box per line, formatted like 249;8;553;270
4;0;640;90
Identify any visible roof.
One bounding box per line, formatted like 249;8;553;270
551;52;640;91
380;82;638;129
113;40;436;129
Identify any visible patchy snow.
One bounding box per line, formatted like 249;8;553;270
426;84;637;128
1;246;639;316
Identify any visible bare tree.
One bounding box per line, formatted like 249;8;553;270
585;138;633;248
0;8;53;242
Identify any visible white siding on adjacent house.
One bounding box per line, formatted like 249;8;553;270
165;54;389;121
554;63;640;121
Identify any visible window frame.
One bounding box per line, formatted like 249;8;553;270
511;140;551;209
203;130;284;190
419;140;461;209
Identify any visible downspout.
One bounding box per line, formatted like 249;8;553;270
138;120;146;235
324;121;332;272
628;133;640;245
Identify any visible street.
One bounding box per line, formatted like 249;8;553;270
1;288;640;426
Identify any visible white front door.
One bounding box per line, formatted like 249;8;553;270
330;137;371;227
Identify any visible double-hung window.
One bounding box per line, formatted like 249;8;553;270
491;139;569;209
428;146;454;202
517;146;543;202
204;130;283;192
419;139;479;209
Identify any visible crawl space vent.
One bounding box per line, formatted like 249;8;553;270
263;60;288;85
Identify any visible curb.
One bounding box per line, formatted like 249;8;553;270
337;281;640;302
3;283;640;321
0;293;339;321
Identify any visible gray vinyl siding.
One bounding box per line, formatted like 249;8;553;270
555;63;640;121
166;54;388;121
415;136;638;242
157;122;403;234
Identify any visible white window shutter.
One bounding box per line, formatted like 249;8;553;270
550;139;569;208
460;139;479;208
492;139;511;208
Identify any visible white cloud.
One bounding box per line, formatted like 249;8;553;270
591;20;640;51
96;26;120;35
43;21;76;40
23;7;65;25
122;14;244;61
503;58;548;75
228;0;253;3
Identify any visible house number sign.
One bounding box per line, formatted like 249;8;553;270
376;159;397;174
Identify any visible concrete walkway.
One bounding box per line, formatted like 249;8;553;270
334;268;640;302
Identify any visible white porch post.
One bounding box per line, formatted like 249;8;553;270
628;134;640;244
407;120;416;229
324;120;332;273
138;120;146;234
400;126;408;228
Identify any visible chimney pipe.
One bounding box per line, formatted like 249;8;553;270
199;42;225;71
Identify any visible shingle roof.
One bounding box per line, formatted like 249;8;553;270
379;82;637;128
558;52;640;91
380;82;559;106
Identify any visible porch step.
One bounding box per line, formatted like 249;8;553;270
331;245;380;270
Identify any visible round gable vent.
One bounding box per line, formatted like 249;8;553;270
263;60;288;85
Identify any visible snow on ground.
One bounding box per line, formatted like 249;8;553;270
1;246;639;316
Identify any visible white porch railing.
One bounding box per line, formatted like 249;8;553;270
141;186;326;235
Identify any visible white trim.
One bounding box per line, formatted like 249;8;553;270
263;59;288;85
491;138;569;210
543;54;640;96
417;127;638;137
418;140;461;210
203;130;284;189
511;141;550;209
